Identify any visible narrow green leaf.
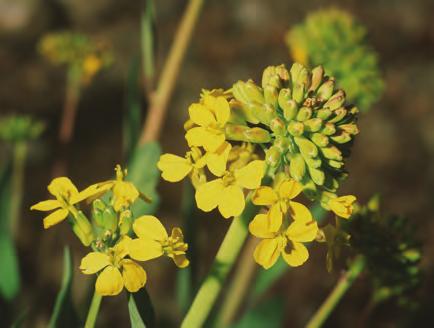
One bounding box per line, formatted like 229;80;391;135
128;289;156;328
127;141;161;215
124;56;142;159
10;308;28;328
49;247;78;328
0;161;20;301
231;296;285;328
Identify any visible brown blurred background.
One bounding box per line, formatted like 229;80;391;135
1;0;434;327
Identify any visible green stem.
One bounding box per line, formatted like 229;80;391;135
306;256;365;328
139;0;205;144
141;0;156;96
10;141;27;238
181;201;257;328
84;290;102;328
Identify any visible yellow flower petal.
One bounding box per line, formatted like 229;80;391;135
30;199;61;211
113;236;132;259
286;220;318;243
188;103;216;127
253;238;281;269
47;177;78;198
185;127;225;152
133;215;168;241
95;266;124;296
249;212;280;239
329;195;356;219
218;185;245;218
204;95;230;126
288;201;313;222
278;179;302;200
234;160;265;189
112;181;139;211
157;153;192;182
282;241;309;267
43;208;69;229
205;142;231;177
128;238;163;262
252;186;278;206
121;259;147;293
71;183;112;204
195;179;224;212
173;254;190;268
80;252;111;274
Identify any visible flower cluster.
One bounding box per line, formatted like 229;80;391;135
38;31;113;84
0;115;44;143
157;62;358;269
285;8;384;112
31;165;188;296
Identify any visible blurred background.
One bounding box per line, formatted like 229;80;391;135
1;0;434;327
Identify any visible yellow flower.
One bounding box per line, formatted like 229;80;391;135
249;213;318;269
30;177;105;229
329;195;356;219
128;215;189;268
82;54;102;82
252;179;311;228
195;160;265;218
80;236;147;296
185;95;230;152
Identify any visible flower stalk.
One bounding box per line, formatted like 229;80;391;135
10;140;27;238
84;290;102;328
306;255;365;328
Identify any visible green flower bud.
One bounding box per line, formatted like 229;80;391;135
287;121;304;137
324;90;346;110
278;91;299;121
327;159;343;169
304;118;323;132
331;132;351;144
296;107;312;122
321;123;336;136
233;80;264;104
225;124;271;143
308;165;325;185
339;123;359;135
294;136;318;158
270;117;286;135
317;79;335;100
292;83;305;104
328;107;347;123
289;153;306;181
0;115;45;142
309;65;324;92
321;146;343;161
265;146;282;167
264;85;279;108
303;155;322;169
274;136;290;152
72;211;94;246
311;133;329;147
316;108;332;120
119;210;133;235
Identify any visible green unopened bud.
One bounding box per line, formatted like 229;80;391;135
317;79;335;101
73;211;94;246
267;75;282;89
302;180;318;200
331;132;351;144
323;177;339;193
246;102;276;125
403;249;421;262
276;65;290;82
290;63;304;83
321;146;343;161
233;80;264;104
296;107;312;121
264;85;279;108
278;90;299;121
311;133;329;147
328;107;347;123
304;155;322;169
274;136;290;152
262;66;288;89
244;127;272;143
287;121;304;137
327;159;343;169
308;166;325;185
270;118;286;135
321;123;336;135
292;83;305;104
339;123;359;135
304;118;323;132
295;136;318;158
324;90;346;110
119;210;133;235
265;146;282;167
309;65;324;92
316;109;332;120
289;153;306;181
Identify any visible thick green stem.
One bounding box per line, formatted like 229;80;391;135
84;290;102;328
10;141;27;238
181;201;257;328
306;256;365;328
139;0;205;144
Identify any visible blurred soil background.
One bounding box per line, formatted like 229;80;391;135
1;0;434;327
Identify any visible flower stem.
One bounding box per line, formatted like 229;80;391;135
84;290;102;328
10;141;27;238
306;256;365;328
139;0;205;144
181;201;257;328
59;67;81;145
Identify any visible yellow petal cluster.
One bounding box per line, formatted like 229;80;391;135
329;195;356;219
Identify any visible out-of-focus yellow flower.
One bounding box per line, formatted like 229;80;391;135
252;179;311;228
249;213;318;269
185;95;230;152
80;236;147;296
128;215;189;268
195;160;265;218
82;54;102;83
30;177;105;229
329;195;356;219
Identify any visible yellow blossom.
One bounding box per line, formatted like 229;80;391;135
185;95;230;152
249;213;318;269
82;54;102;82
195;160;265;218
30;177;106;229
80;236;147;296
128;215;189;268
329;195;356;219
252;179;311;228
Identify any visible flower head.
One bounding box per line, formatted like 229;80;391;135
328;195;356;219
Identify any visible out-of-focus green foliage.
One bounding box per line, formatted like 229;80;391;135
232;296;285;328
286;8;384;112
128;290;155;328
0;115;44;143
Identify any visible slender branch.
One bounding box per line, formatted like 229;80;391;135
59;67;81;145
84;290;102;328
305;256;365;328
141;0;156;97
10;141;27;238
181;201;257;328
139;0;205;144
